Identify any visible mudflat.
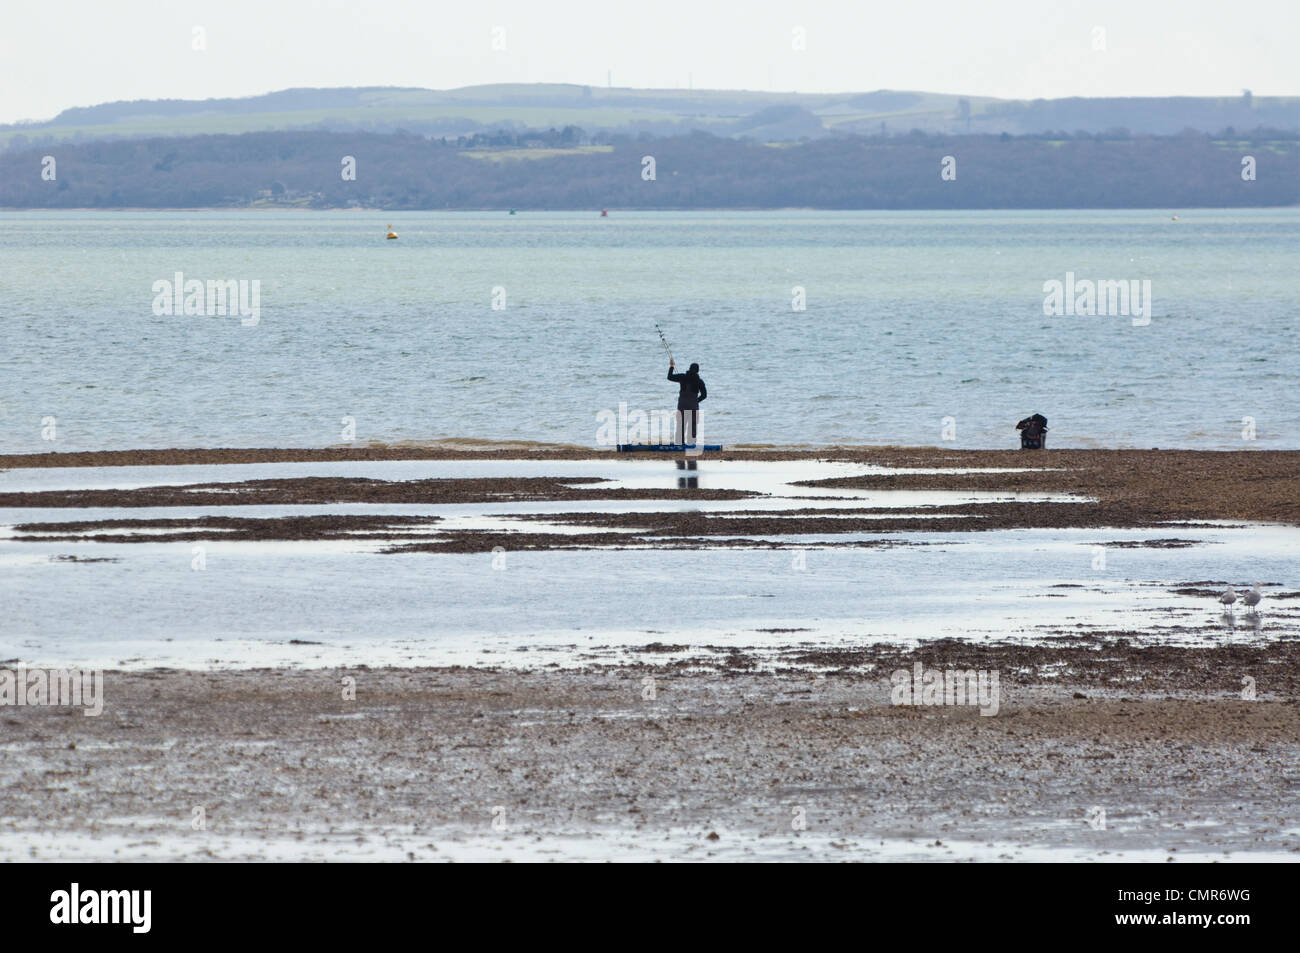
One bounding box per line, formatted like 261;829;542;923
0;639;1296;861
3;445;1296;860
2;447;1297;546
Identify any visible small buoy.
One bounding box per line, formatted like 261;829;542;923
509;209;516;215
1171;215;1178;221
600;208;608;217
386;223;399;240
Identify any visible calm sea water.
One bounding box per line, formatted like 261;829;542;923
1;209;1296;452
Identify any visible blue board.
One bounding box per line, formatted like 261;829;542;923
616;443;723;452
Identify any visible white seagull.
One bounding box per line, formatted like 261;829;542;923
1219;585;1238;611
1241;583;1263;613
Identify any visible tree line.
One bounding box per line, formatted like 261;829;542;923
1;128;1295;209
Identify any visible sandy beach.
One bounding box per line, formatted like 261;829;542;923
1;642;1296;862
1;444;1297;861
3;445;1298;538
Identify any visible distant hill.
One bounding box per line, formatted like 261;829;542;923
2;85;1296;150
3;128;1295;209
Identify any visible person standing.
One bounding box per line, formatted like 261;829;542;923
667;360;707;446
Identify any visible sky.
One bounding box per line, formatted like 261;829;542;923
1;0;1297;123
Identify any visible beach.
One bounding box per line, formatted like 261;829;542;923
1;647;1297;862
1;444;1296;861
5;443;1299;527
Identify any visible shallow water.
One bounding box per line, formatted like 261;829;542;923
0;531;1288;671
0;456;1292;669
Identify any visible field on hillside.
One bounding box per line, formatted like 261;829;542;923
0;86;1031;147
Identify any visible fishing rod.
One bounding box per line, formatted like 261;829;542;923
655;323;674;364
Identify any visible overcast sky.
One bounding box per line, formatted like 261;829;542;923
2;0;1296;123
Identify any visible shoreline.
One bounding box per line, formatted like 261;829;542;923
6;441;1300;463
4;205;1298;212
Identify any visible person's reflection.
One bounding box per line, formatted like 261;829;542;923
676;458;698;488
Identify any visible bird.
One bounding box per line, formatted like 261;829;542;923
1241;583;1262;613
1219;585;1238;611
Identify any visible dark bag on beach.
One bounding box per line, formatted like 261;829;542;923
1016;414;1048;449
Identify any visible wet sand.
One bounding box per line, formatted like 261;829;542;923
3;447;1297;549
1;639;1296;862
3;444;1297;860
0;476;755;510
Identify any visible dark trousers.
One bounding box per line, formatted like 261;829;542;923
677;409;698;445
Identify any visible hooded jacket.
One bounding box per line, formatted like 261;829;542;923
667;365;707;411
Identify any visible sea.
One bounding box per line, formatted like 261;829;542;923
1;208;1297;452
